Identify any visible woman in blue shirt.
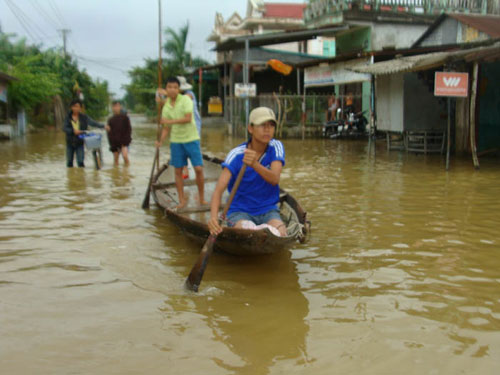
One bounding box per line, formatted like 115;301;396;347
208;107;287;237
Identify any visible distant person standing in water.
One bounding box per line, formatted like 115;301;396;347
105;101;132;166
63;99;104;168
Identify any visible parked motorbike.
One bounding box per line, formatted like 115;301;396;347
345;110;368;134
322;108;368;138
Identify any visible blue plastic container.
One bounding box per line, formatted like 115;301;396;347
81;133;102;150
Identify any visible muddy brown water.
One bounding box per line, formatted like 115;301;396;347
1;114;499;374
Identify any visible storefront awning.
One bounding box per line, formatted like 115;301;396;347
304;57;371;87
349;42;500;75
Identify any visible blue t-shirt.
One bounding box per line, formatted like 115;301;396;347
222;139;285;216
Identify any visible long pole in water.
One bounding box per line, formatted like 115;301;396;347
244;38;250;140
156;0;163;171
141;0;163;209
446;97;451;170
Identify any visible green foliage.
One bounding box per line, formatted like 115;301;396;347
7;55;61;110
86;79;110;119
125;22;210;114
0;32;109;126
164;22;190;73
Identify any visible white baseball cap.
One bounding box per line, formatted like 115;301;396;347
249;107;277;126
177;76;193;91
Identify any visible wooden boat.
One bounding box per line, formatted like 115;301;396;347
152;154;310;255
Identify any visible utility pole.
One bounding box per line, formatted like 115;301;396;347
58;28;71;57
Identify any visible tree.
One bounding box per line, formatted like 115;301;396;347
0;32;110;125
6;55;61;111
124;21;211;115
164;22;190;74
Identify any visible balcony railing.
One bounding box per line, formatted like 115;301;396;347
304;0;498;23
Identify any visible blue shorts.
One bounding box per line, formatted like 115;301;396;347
170;140;203;168
227;208;282;227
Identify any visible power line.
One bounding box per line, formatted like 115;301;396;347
10;0;51;40
48;0;67;28
4;0;39;43
75;54;129;73
29;0;62;30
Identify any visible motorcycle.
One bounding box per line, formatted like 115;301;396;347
322;108;368;138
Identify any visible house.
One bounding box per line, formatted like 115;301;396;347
407;12;500;163
350;40;500;168
208;1;307;63
300;1;499;148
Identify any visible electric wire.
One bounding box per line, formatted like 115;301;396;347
6;0;50;41
29;0;62;30
4;0;40;43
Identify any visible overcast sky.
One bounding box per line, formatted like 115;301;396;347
0;0;305;97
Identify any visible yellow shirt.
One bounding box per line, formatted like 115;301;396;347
161;94;199;144
71;118;80;132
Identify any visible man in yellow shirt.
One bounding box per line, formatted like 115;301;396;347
156;77;206;209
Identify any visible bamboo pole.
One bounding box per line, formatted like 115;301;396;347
446;97;451;170
470;62;480;170
302;88;306;140
155;0;163;171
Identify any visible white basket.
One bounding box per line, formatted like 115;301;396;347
83;134;102;149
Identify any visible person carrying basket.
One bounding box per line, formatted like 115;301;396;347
63;99;105;168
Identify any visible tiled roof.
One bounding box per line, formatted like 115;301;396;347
264;3;306;19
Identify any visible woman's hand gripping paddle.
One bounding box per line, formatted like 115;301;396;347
185;164;247;292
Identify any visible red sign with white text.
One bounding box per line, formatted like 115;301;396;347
434;72;469;97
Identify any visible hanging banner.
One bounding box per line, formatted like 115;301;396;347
434;72;469;97
304;58;371;87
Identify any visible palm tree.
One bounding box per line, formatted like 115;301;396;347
163;22;191;74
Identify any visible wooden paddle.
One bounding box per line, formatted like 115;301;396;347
141;148;159;209
185;164;247;292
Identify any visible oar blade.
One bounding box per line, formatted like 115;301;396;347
142;191;151;209
185;234;217;292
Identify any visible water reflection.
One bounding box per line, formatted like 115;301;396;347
109;166;133;200
162;251;310;374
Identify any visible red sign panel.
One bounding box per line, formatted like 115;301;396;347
434;72;469;97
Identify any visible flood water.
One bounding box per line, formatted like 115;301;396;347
1;114;500;374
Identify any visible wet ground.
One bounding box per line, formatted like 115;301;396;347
1;114;499;374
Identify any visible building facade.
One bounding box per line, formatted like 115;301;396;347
208;1;307;63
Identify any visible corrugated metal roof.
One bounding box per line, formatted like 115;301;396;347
350;51;453;75
350;42;500;75
449;13;500;39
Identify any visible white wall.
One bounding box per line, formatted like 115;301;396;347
371;23;430;50
266;41;301;53
376;73;404;132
